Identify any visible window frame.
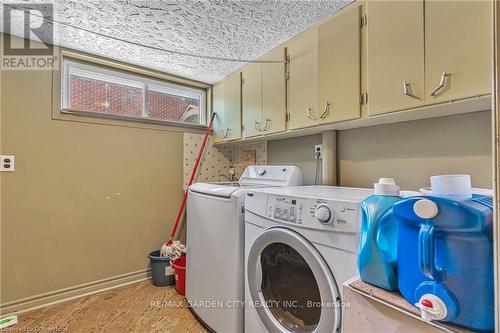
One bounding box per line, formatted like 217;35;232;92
61;58;207;127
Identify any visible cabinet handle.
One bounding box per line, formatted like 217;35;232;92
255;119;271;132
221;128;231;139
254;121;261;131
320;102;330;119
306;107;316;121
261;118;271;131
403;81;420;100
428;72;449;97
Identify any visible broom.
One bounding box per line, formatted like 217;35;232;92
162;112;217;253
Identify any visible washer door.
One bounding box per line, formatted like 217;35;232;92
247;227;341;333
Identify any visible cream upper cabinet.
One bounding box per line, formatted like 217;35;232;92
424;0;492;103
242;62;262;138
222;72;242;141
212;73;241;143
289;27;319;130
242;47;286;137
212;81;225;143
261;46;287;134
366;0;425;115
318;5;361;123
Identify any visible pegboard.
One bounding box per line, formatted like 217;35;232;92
183;133;267;188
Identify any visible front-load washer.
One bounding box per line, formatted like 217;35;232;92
186;165;303;333
244;186;373;333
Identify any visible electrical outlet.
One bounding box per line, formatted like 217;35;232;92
314;145;322;160
0;155;14;172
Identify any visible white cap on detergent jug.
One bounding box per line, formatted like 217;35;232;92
374;178;400;196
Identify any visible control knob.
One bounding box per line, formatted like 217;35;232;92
258;168;266;175
315;204;332;223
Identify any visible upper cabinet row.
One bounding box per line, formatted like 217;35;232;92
368;0;491;115
212;0;491;143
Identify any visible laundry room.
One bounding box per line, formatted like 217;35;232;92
0;1;499;333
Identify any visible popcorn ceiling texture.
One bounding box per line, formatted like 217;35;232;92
4;0;352;83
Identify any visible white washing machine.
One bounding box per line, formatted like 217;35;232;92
186;165;303;333
244;186;373;333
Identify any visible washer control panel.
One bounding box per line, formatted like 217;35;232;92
266;194;361;232
239;165;303;186
269;196;298;223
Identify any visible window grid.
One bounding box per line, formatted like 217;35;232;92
62;59;207;126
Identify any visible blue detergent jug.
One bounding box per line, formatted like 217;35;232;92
394;195;494;332
358;178;402;291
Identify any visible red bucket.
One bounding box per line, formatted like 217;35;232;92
172;255;186;296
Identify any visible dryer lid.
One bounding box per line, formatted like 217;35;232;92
188;182;271;198
189;183;243;198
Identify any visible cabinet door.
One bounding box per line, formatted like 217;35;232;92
223;72;242;141
261;46;287;134
212;81;225;143
366;0;425;115
242;62;262;138
425;0;491;103
318;5;361;123
289;27;319;130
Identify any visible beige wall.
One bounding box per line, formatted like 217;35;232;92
1;61;190;305
339;111;492;189
268;111;492;190
268;134;322;185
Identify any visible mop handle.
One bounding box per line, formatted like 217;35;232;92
170;112;217;239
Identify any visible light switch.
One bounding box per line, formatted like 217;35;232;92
0;155;15;172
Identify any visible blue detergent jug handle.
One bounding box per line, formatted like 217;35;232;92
374;208;394;262
418;223;443;282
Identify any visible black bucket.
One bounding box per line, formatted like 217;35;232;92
148;250;175;287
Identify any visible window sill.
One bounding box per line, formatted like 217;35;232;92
59;108;208;131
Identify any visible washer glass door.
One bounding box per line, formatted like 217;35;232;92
247;228;341;333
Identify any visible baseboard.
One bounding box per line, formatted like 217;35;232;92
0;268;151;315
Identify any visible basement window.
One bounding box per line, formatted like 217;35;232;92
61;59;206;126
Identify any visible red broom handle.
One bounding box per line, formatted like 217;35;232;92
170;112;217;239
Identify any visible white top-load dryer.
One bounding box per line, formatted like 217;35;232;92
186;165;303;333
244;186;373;333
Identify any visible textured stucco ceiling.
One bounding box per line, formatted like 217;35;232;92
4;0;353;83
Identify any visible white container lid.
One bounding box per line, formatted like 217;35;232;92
374;178;400;196
430;174;472;199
